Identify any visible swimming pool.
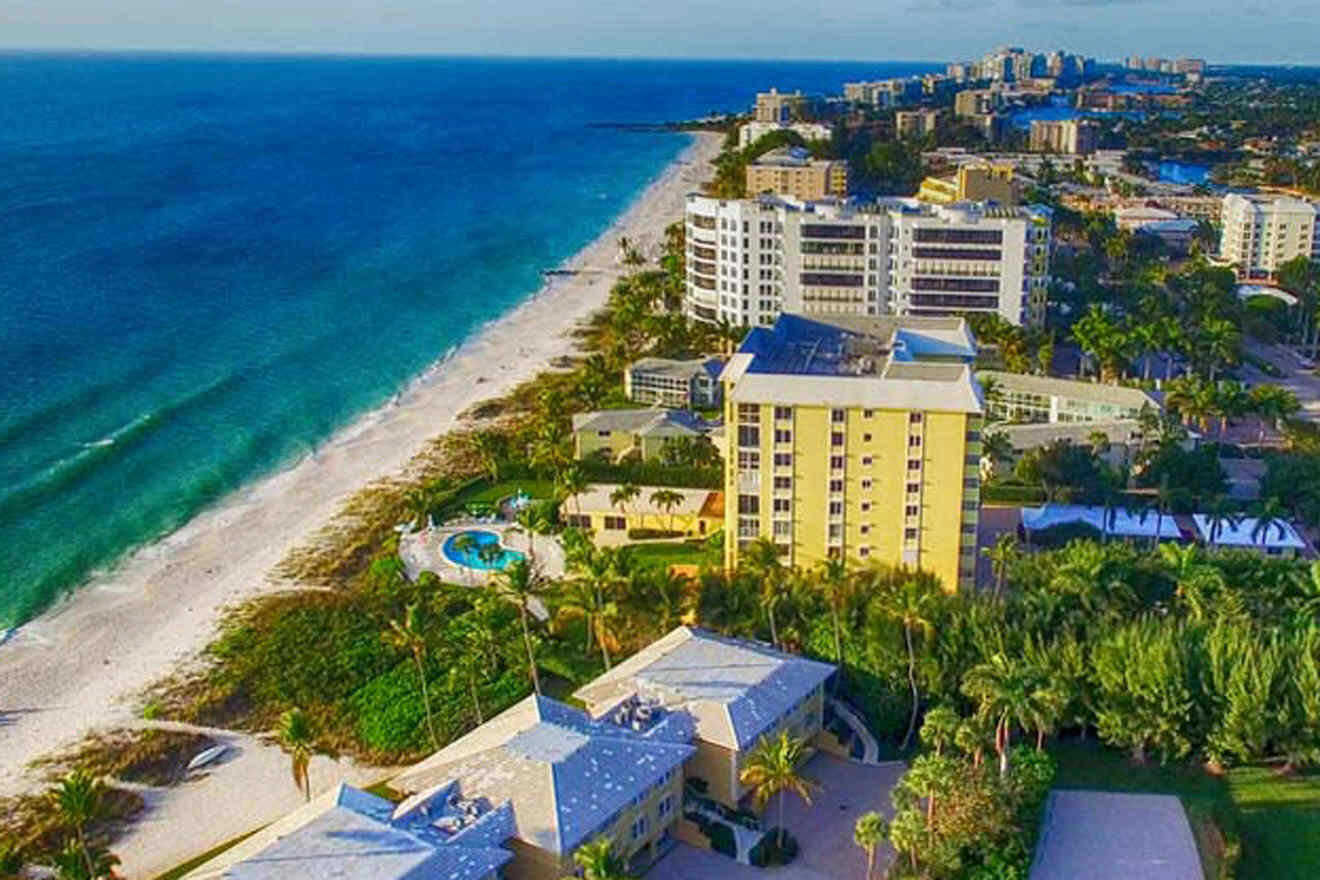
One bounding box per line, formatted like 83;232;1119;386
442;530;524;571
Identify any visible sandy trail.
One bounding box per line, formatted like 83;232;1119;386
0;131;719;877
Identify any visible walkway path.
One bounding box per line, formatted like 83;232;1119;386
828;697;880;764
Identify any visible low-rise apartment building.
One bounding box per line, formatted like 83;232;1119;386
1028;118;1099;155
744;147;848;200
625;356;724;409
575;627;835;809
979;370;1162;424
572;408;714;462
396;696;695;880
1218;192;1320;280
560;483;724;540
895;108;946;139
720;314;984;592
683;194;1052;329
918;162;1021;206
738;120;833;149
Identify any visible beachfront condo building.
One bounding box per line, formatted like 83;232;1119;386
843;78;922;108
683;193;1052;329
744;147;849;200
738;120;833;149
719;314;984;592
1028;119;1099;155
1218;193;1320;280
754;88;807;123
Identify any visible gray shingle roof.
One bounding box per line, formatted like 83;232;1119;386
571;408;713;437
574;627;836;751
394;696;694;857
186;784;513;880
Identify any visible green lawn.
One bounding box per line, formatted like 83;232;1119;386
1050;740;1320;879
621;540;717;570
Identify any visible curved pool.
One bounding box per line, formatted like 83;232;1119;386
442;530;524;571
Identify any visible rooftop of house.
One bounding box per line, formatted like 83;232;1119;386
749;146;832;168
571;408;714;437
721;314;983;413
1191;514;1306;550
394;696;695;857
563;484;723;519
627;356;724;383
574;626;836;752
979;370;1164;411
1022;504;1182;540
185;783;513;880
994;419;1150;451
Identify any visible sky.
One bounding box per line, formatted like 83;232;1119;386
1;0;1317;65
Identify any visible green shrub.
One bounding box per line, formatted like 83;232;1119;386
704;819;736;857
627;528;686;540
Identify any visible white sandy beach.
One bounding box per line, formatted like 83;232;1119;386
0;130;719;877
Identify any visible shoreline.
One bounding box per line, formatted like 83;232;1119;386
0;130;720;819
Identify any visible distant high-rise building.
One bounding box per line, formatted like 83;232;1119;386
754;88;806;123
1029;118;1100;155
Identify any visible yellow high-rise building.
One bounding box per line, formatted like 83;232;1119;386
720;314;983;592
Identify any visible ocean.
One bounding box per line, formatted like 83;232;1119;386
0;54;938;628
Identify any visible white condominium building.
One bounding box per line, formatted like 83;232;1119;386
738;120;833;149
683;194;1051;329
1219;193;1320;280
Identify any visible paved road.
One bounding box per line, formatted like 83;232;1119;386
1242;340;1320;423
1031;790;1202;880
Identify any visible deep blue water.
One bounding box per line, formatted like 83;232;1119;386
1155;160;1211;185
0;53;938;627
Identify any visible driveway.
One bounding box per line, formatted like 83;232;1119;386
1243;340;1320;424
1030;790;1201;880
654;754;905;880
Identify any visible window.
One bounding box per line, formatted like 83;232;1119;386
831;433;845;447
773;520;792;538
909;413;923;424
863;433;873;443
861;501;872;512
658;795;674;818
861;478;873;490
632;816;649;840
831;409;846;423
830;455;845;470
597;430;611;437
907;459;922;470
738;495;760;515
863;409;874;418
905;527;919;541
738;450;760;470
774;452;793;467
605;516;626;531
566;514;591;529
774;406;793;420
828;524;843;540
775;429;792;444
738;403;760;423
906;482;921;494
860;524;870;535
861;456;873;466
962;524;977;535
908;435;922;447
906;504;919;517
737;425;760;448
773;498;791;513
859;546;871;558
828;501;843;516
774;476;792;490
829;479;844;493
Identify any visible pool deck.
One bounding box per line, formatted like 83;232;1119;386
398;521;563;620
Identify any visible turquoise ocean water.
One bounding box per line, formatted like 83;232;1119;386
0;54;936;628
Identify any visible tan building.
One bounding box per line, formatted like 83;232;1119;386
1218;192;1320;280
575;627;835;809
754;88;805;123
721;314;984;592
745;147;848;200
954;89;999;118
918;162;1020;206
895;108;946;139
396;696;694;880
560;483;724;541
1029;119;1099;155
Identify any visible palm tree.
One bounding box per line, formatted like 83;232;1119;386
961;653;1040;776
853;811;889;880
981;533;1019;600
1201;495;1242;546
1250;497;1291;548
560;466;589;518
649;488;685;534
743;537;785;647
48;771;106;879
981;430;1013;481
884;574;938;750
1249;384;1300;445
609;483;641;527
1200;317;1241;382
496;557;545;695
563;837;637;880
277;707;325;802
817;557;850;669
51;838;119;880
402;484;435;531
954;716;991;769
386;603;440;749
1212;380;1250;438
919;705;960;757
739;730;817;852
